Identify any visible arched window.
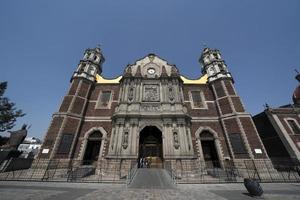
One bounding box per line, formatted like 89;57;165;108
200;130;214;139
89;131;102;140
287;119;300;134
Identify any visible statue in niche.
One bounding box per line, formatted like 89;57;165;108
173;131;180;149
122;132;129;149
128;87;134;101
168;86;175;101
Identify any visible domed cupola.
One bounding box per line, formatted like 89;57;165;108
293;72;300;105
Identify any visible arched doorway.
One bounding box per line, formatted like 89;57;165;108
83;131;102;165
200;131;220;168
138;126;163;168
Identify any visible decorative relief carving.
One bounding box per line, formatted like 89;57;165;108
168;86;175;102
173;131;180;149
141;104;161;112
186;130;191;151
111;129;116;150
143;84;160;102
122;131;129;149
128;87;134;101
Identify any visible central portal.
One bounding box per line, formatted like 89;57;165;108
139;126;163;168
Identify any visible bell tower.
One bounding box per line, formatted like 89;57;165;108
72;46;105;82
39;46;105;160
200;48;232;83
199;47;268;161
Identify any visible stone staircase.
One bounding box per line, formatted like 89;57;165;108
128;168;175;189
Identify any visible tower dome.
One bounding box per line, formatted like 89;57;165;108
293;85;300;105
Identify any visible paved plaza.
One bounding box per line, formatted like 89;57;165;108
0;181;299;200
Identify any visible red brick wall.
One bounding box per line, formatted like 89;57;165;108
59;96;72;112
78;81;90;98
39;116;64;159
231;97;245;112
182;84;219;117
219;98;233;115
240;117;267;158
89;84;120;101
224;118;240;133
214;80;226;98
68;79;80;95
71;97;85;115
63;118;80;134
224;81;235;95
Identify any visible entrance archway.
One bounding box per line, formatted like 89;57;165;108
83;131;102;165
200;131;220;168
138;126;163;168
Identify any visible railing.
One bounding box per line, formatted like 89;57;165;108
164;161;177;185
0;159;125;183
126;162;138;186
174;159;300;184
0;158;299;184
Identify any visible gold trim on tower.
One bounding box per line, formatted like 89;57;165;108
180;74;208;84
96;74;122;84
96;74;207;84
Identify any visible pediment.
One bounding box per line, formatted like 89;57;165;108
124;54;179;78
96;53;208;84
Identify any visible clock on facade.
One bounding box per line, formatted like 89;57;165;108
147;68;156;75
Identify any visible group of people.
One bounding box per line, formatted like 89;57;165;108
138;157;151;168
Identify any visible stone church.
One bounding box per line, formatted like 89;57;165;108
38;46;270;174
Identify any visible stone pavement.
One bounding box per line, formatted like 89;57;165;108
0;181;299;200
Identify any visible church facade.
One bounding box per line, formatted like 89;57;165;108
37;46;269;175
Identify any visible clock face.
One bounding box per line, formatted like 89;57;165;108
147;68;156;75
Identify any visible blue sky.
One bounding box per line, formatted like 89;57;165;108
1;1;300;139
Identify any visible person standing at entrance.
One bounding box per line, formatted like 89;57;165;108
139;157;144;168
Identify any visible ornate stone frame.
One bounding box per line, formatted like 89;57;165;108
95;90;113;109
284;117;300;135
189;90;208;109
77;127;108;162
195;127;224;168
136;123;164;158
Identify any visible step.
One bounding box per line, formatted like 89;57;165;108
129;168;175;189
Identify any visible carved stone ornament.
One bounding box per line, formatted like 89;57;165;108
111;129;116;150
143;84;160;102
168;86;175;101
128;87;134;101
173;131;180;149
141;104;160;112
122;131;129;149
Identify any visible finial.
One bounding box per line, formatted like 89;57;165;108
263;103;269;110
96;44;101;48
295;69;300;82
